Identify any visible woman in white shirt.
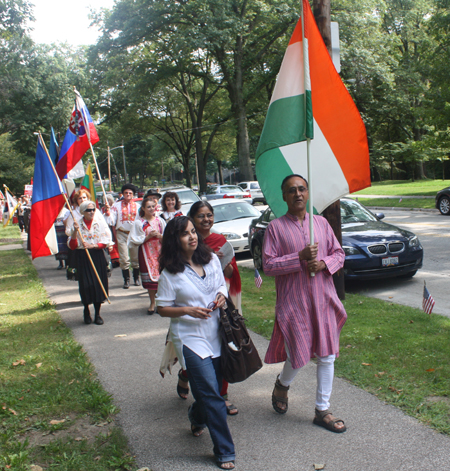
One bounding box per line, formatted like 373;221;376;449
156;216;236;470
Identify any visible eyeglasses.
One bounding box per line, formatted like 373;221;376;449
196;213;214;220
286;186;308;195
84;208;95;213
207;301;217;310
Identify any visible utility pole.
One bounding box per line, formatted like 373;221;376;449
313;0;345;300
107;145;112;192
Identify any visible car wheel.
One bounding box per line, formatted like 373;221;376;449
252;240;263;271
438;196;450;215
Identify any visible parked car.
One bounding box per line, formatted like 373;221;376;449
160;185;201;215
435;187;450;215
238;181;266;204
203;185;253;204
208;200;264;253
248;198;423;280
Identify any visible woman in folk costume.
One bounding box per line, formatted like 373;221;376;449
102;194;120;268
128;196;166;314
159;191;183;222
65;189;91;281
172;200;241;415
69;201;112;325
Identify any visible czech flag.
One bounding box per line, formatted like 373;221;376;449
55;91;99;180
30;138;66;259
255;0;370;217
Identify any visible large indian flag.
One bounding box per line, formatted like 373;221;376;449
255;0;370;217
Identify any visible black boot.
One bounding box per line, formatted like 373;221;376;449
133;268;141;286
83;305;92;325
57;261;64;270
122;269;130;289
93;303;103;325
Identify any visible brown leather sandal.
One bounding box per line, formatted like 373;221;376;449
272;375;289;414
313;408;347;433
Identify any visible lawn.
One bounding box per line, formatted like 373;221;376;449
356;197;435;210
240;267;450;435
353;179;450;197
0;223;23;246
0;226;135;471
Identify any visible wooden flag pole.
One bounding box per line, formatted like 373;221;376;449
37;133;111;304
72;87;109;206
301;0;315;278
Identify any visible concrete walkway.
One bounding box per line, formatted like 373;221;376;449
22;250;449;471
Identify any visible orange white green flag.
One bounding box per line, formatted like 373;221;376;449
255;0;370;217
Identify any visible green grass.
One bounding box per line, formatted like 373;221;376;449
353;179;450;197
0;248;135;470
0;224;22;246
240;267;450;435
357;197;436;210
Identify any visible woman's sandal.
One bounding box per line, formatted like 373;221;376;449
177;369;189;400
191;424;205;437
217;460;235;470
313;408;347;433
222;394;238;416
272;375;289;414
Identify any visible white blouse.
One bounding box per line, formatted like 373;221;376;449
127;216;166;247
156;254;228;369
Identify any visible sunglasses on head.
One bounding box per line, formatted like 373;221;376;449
84;208;95;213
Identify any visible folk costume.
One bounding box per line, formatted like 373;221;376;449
105;196;141;287
68;204;112;325
128;216;166;290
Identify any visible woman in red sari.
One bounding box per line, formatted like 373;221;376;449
173;201;241;415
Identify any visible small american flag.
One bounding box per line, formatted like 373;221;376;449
422;283;435;315
254;269;263;289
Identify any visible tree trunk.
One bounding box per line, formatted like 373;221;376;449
217;160;224;184
313;0;345;300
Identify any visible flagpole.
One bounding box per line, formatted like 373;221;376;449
301;0;315;277
73;87;109;206
36;132;111;304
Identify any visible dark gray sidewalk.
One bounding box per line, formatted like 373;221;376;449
31;252;450;471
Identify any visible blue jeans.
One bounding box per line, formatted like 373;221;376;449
183;345;235;463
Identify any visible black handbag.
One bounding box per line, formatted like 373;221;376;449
219;298;263;383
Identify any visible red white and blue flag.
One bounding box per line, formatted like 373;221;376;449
30;138;66;259
55;91;99;180
254;269;263;289
422;284;435;315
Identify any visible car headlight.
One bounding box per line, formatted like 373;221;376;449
409;236;420;247
222;233;241;240
343;245;360;255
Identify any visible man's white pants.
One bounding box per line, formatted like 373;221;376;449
116;230;139;271
278;345;335;411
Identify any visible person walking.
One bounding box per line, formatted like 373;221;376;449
178;200;240;415
262;174;347;433
157;216;235;470
69;201;112;325
128;196;165;314
104;184;141;288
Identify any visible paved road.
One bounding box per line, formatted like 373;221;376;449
345;208;450;318
31;252;450;471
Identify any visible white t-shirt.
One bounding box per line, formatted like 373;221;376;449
156;254;228;369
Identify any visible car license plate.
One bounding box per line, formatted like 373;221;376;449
382;256;399;267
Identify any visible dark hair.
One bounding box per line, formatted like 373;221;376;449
281;174;309;192
139;196;156;217
161;191;181;211
159;216;212;274
188;201;214;219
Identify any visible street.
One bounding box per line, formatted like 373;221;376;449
237;208;450;318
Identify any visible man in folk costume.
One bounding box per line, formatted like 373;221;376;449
262;174;347;433
104;183;141;288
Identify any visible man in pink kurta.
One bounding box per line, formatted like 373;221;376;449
262;174;347;433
